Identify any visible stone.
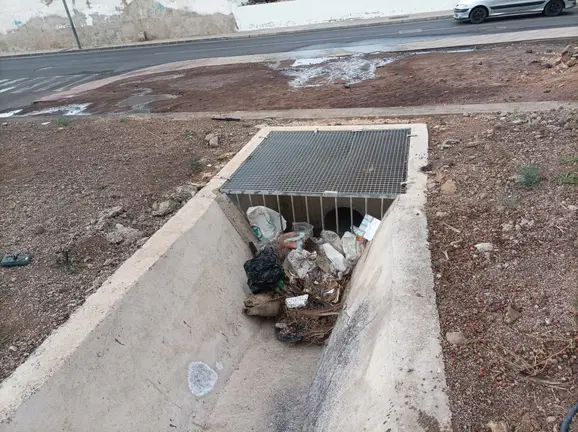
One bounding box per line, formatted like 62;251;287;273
208;136;219;148
152;200;179;217
525;48;533;54
95;206;125;231
568;205;578;211
441;179;457;195
487;421;508;432
33;225;46;235
546;416;557;424
204;132;216;142
542;59;556;69
101;206;124;219
136;237;149;247
8;346;17;352
446;331;466;346
106;224;143;245
105;231;124;245
170;184;198;203
504;306;522;324
475;243;494;253
567;58;578;68
502;223;513;233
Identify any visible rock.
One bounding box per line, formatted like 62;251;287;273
101;206;124;219
204;132;216;142
502;223;513;233
446;331;466;346
151;201;159;211
475;243;494;253
208;136;219;148
546;416;557;424
441;179;457;195
95;206;125;231
33;225;46;235
170;184;198;203
568;205;578;211
487;421;508;432
106;231;124;244
152;200;179;217
562;44;575;56
504;306;522;324
8;346;17;352
525;48;533;54
106;224;144;245
136;237;149;247
542;59;556;68
567;58;577;68
201;172;213;181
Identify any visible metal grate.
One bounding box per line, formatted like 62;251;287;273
221;129;411;198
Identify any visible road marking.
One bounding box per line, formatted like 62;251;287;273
31;76;64;92
398;28;423;34
54;73;100;91
11;77;49;93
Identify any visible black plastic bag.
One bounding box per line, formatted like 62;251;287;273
244;247;284;294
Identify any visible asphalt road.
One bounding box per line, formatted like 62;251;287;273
0;10;577;113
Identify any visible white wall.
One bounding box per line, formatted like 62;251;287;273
233;0;456;31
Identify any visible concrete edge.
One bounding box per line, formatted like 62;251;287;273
35;27;578;103
0;11;452;59
0;125;271;422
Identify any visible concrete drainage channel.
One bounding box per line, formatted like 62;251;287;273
0;125;451;431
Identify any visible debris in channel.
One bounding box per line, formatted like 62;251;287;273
242;209;377;345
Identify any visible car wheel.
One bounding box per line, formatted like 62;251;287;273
544;0;564;16
469;6;489;24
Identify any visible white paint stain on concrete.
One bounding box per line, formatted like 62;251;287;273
24;103;91;116
0;109;22;117
187;361;218;397
280;55;399;88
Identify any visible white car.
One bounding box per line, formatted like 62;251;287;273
454;0;576;23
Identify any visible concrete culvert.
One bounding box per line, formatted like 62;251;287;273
0;125;452;432
323;207;364;235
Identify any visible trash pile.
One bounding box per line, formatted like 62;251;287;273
241;206;381;345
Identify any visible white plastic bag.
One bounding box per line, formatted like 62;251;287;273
320;230;344;254
247;206;287;242
342;231;362;262
322;243;348;274
286;249;317;279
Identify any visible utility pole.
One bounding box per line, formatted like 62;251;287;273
62;0;82;49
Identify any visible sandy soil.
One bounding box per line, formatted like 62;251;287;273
20;41;578;115
1;111;577;431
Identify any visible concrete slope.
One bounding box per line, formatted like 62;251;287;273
302;124;451;431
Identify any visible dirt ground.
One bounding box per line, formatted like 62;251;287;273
426;109;578;431
20;41;578;116
0;117;259;381
1;111;577;431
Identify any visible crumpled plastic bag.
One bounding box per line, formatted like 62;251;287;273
244;247;285;294
285;249;317;279
243;293;283;317
247;206;287;243
342;231;362;262
318;243;348;275
320;230;344;254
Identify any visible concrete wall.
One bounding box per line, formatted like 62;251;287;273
0;0;241;53
301;124;452;431
1;0;456;53
234;0;456;31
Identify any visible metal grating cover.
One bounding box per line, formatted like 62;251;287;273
221;129;411;198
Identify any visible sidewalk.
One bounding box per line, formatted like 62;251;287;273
130;101;578;120
40;26;578;103
0;11;451;59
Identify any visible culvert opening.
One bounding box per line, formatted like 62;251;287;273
221;129;411;232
